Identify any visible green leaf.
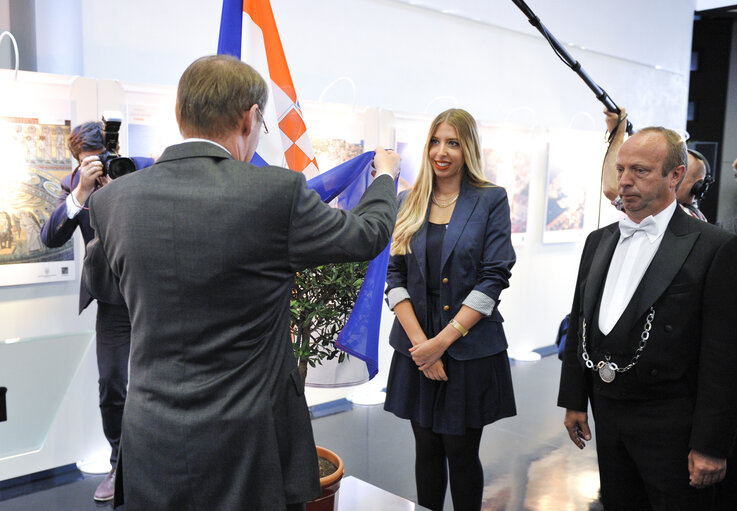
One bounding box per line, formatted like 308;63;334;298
289;260;369;379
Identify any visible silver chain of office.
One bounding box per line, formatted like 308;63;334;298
580;307;655;383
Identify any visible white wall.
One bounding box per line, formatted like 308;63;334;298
65;0;695;130
34;0;82;75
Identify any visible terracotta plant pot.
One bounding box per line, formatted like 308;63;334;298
306;446;344;511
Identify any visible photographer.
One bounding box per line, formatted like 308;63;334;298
40;120;138;503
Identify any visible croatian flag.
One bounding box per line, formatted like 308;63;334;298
218;0;392;381
218;0;319;176
307;152;394;380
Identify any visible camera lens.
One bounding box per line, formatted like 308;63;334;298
107;157;137;179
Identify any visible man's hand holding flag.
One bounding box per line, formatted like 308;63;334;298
218;0;398;381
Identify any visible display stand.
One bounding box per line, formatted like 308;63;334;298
0;332;104;481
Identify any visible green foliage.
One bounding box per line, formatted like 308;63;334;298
290;261;369;379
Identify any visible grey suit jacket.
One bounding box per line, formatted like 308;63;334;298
558;206;737;458
83;141;397;510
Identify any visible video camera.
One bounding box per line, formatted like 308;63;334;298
99;111;137;179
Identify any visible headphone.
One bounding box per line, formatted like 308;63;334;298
687;149;715;202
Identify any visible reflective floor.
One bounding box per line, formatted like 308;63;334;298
0;354;603;511
312;354;602;511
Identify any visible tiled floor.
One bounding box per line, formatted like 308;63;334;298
0;355;603;510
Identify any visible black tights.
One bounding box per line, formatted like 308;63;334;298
411;421;484;511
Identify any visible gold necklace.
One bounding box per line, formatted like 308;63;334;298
432;192;459;208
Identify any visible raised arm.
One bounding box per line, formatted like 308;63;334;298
602;108;627;202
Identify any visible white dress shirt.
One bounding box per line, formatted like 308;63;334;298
65;192;84;219
181;137;232;155
598;200;677;335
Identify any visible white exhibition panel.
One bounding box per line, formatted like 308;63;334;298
0;332;106;482
0;70;99;338
0;333;93;466
0;70;112;481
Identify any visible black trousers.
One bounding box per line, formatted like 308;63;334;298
95;302;131;468
591;394;714;511
713;451;737;510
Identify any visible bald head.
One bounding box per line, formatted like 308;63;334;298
676;152;706;204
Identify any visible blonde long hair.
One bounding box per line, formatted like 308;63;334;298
390;108;489;255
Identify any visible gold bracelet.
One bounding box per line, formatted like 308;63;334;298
449;318;468;337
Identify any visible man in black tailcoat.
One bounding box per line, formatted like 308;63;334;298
558;127;737;510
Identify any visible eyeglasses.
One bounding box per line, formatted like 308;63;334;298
256;108;269;135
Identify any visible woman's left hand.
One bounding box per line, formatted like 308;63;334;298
422;360;447;381
409;335;450;371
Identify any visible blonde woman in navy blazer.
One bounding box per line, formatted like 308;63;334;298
384;109;517;511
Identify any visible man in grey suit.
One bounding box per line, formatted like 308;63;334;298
83;54;400;511
558;127;737;510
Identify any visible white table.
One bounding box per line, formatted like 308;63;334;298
337;476;430;510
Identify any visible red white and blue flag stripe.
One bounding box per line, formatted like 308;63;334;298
218;0;394;381
218;0;319;177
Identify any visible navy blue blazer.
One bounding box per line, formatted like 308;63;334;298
41;172;94;246
386;179;516;360
41;171;97;312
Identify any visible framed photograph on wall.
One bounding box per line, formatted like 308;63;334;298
543;129;605;243
301;101;379;176
0;117;76;286
393;112;433;194
480;126;534;245
122;82;181;161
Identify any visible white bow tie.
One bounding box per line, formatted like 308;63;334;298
619;216;658;239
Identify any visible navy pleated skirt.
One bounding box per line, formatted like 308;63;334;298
384;293;517;436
